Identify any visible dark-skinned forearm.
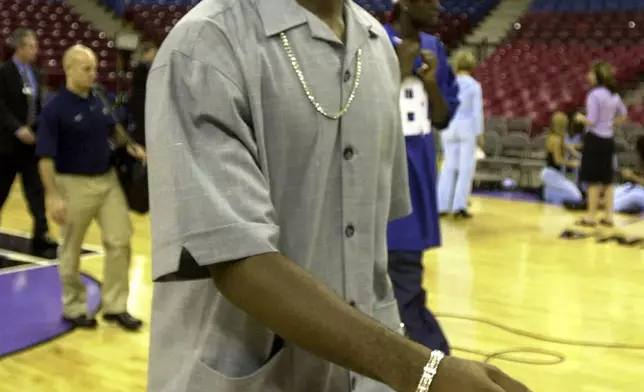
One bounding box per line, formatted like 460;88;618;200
209;252;431;392
422;79;448;127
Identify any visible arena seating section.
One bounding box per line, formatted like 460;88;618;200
3;0;642;149
473;0;644;189
476;0;644;129
0;0;120;91
114;0;644;188
120;0;499;49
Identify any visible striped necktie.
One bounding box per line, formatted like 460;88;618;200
18;65;37;126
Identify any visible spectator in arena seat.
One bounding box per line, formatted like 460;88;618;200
0;28;58;258
436;49;483;219
383;0;460;355
128;41;157;147
144;0;529;391
576;61;627;227
36;45;146;331
540;111;583;204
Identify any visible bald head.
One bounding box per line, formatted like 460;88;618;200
63;45;98;93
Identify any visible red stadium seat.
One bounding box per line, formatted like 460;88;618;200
478;41;644;128
0;3;122;90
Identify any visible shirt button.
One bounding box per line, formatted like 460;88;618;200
343;70;351;82
349;300;357;307
343;146;354;160
345;224;355;238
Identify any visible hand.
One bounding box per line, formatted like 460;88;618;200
574;113;586;124
621;168;634;180
477;134;485;149
417;50;438;83
395;38;421;78
431;356;530;392
46;194;67;226
569;160;580;169
16;126;36;145
127;143;146;165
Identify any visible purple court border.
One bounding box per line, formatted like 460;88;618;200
0;265;102;359
1;190;639;359
473;189;644;227
472;189;540;203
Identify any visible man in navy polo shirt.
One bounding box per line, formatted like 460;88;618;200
36;45;146;330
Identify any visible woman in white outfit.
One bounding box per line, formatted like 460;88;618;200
437;50;483;218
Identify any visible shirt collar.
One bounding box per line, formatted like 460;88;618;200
255;0;307;37
255;0;380;38
346;1;380;38
61;87;94;102
12;56;27;73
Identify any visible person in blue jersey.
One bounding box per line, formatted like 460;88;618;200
437;50;484;218
384;0;460;354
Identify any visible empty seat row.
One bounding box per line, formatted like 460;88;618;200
121;0;498;49
476;41;644;127
0;3;120;90
530;0;644;12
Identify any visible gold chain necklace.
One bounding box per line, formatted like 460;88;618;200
280;32;362;120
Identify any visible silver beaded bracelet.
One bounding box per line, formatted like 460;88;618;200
415;350;445;392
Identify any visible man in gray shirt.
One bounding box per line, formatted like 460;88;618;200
145;0;530;391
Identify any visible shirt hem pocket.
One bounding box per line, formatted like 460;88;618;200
187;345;287;392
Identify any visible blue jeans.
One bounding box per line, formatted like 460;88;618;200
614;183;644;213
541;167;583;204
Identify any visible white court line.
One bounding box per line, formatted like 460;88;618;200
0;227;105;276
0;227;105;255
0;250;55;265
0;263;51;276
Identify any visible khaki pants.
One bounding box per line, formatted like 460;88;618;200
57;169;132;317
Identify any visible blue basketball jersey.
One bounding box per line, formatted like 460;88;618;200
384;24;460;251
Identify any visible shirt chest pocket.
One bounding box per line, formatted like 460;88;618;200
63;111;97;139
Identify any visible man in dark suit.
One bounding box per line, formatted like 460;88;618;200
127;41;157;147
0;28;57;257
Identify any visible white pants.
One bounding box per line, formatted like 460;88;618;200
437;120;478;213
541;167;583;204
614;183;644;212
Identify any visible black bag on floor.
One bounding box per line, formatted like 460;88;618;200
562;199;587;211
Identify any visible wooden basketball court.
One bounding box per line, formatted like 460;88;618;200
0;184;642;392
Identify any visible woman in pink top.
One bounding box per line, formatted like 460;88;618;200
575;61;628;227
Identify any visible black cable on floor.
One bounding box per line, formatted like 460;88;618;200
436;313;644;365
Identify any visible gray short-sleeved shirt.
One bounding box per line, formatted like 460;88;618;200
145;0;411;391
